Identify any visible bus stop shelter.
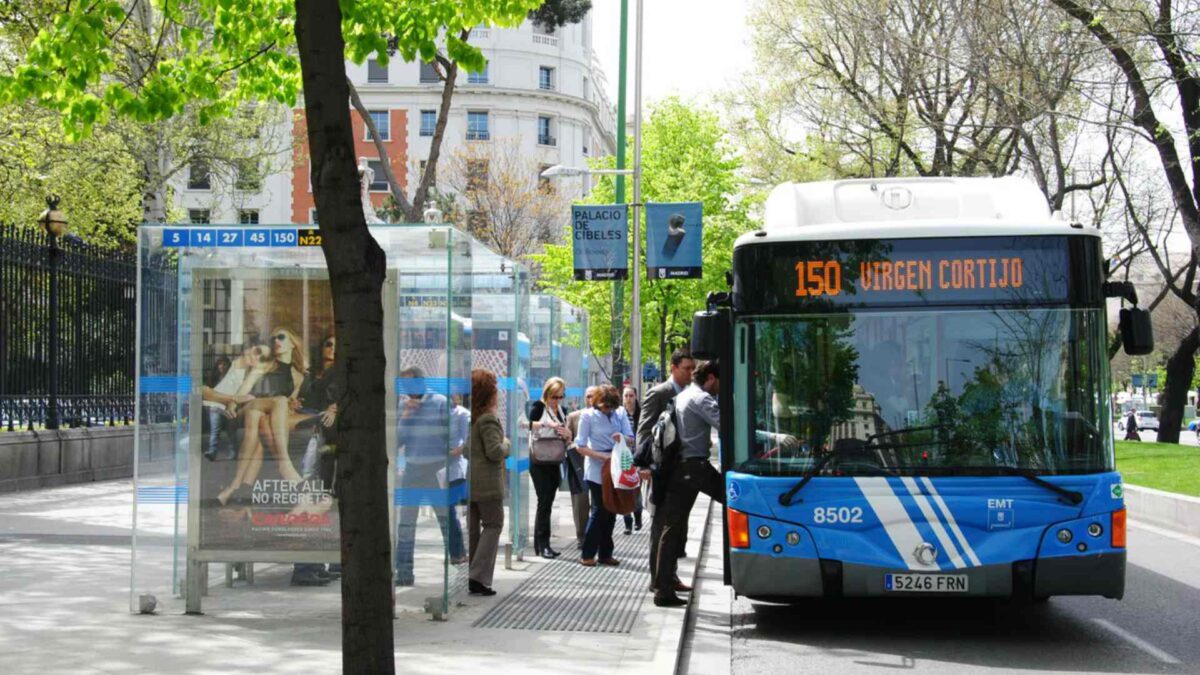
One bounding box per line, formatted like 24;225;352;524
131;223;539;618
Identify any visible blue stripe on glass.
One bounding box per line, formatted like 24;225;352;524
394;487;463;507
566;387;584;397
140;375;191;394
136;485;189;504
394;377;471;396
504;456;531;473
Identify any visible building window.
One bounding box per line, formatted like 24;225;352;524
583;128;591;156
468;63;489;84
420;61;440;83
366;110;390;141
187;160;210;190
467;111;490;141
539;66;555;91
367;159;389;192
420;110;437;137
583;76;590;101
538;116;556;146
467;160;488;192
367;58;388;83
235;160;261;191
238;209;260;225
188;209;211;224
309;208;318;224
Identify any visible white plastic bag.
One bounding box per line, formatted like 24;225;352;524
609;438;641;490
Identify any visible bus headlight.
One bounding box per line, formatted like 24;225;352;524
786;531;801;546
1087;523;1103;537
757;525;772;539
1056;528;1073;544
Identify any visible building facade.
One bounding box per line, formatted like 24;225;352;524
174;16;616;225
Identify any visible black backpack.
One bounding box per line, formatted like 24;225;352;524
636;397;681;469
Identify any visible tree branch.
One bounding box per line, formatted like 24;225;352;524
347;77;411;216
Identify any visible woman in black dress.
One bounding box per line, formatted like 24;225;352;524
528;377;572;559
217;327;308;504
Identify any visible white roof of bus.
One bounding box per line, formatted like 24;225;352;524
739;177;1097;247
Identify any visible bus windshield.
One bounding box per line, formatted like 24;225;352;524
737;307;1112;476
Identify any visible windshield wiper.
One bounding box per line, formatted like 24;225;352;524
993;466;1084;505
906;465;1084;505
778;439;894;507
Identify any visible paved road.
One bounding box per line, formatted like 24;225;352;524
1116;425;1200;445
684;520;1200;674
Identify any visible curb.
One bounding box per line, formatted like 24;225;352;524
671;497;714;675
623;493;714;675
1126;484;1200;539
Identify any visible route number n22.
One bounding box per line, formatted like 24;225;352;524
795;260;842;297
812;506;863;524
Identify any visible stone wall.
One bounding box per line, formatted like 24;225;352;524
0;424;177;493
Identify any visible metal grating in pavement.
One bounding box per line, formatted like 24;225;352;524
473;527;650;633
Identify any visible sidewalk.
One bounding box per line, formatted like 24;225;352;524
0;478;712;673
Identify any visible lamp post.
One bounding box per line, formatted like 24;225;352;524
38;196;68;430
945;358;970;391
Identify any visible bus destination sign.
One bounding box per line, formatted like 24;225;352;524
733;235;1100;311
794;255;1025;298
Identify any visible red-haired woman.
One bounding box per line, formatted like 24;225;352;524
468;368;509;596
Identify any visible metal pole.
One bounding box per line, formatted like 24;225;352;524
47;232;60;430
612;0;629;387
631;0;644;395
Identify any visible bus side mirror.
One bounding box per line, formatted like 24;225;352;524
1119;307;1154;355
692;310;728;360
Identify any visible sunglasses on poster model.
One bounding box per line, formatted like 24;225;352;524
273;333;288;342
323;340;335;348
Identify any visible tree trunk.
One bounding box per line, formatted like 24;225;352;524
1157;326;1200;444
294;1;395;672
658;304;668;380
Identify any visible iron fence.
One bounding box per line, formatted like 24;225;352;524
0;224;175;430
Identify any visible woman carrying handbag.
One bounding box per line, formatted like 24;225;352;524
528;377;572;559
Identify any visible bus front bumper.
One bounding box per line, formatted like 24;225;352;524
731;550;1125;600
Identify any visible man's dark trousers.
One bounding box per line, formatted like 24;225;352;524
652;458;725;598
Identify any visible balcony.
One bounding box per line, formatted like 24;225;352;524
467;130;491;141
539;135;557;147
532;34;558;47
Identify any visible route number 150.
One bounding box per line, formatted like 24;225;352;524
795;260;842;297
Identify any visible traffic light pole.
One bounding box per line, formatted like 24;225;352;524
611;0;629;386
630;0;644;395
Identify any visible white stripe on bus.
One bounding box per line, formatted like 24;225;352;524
855;476;932;571
920;476;982;567
900;476;966;570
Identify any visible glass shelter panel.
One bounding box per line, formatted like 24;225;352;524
132;224;479;617
465;243;530;554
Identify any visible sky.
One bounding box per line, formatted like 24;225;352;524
589;0;755;106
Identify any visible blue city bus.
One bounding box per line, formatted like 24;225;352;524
692;178;1153;601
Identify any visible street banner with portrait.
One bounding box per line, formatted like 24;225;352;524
572;204;629;281
645;202;703;279
191;269;345;555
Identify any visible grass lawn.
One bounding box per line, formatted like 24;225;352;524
1115;441;1200;497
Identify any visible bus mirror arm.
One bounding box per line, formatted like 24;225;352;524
1103;281;1139;305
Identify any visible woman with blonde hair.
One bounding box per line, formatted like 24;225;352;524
528;377;572;559
468;369;508;596
217;327;309;504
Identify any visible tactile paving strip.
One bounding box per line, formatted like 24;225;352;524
472;527;651;633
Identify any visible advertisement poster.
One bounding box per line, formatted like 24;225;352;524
572;204;629;281
193;272;341;552
645;202;703;279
